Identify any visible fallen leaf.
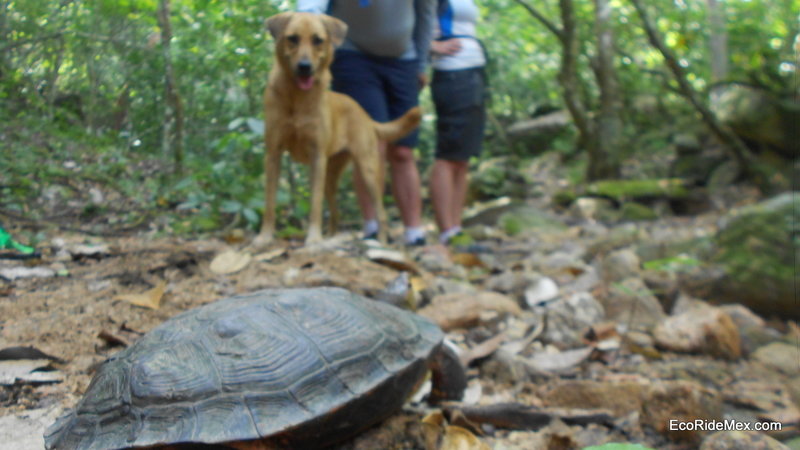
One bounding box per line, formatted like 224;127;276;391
419;292;521;331
528;346;593;373
115;281;167;310
210;250;252;274
461;333;506;366
451;253;485;269
253;248;287;262
422;411;446;450
0;360;63;385
440;425;490;450
366;248;420;274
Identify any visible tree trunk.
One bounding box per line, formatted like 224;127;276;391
157;0;184;175
514;0;622;181
706;0;728;107
591;0;623;179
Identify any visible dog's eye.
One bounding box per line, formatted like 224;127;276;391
312;35;323;46
287;35;300;45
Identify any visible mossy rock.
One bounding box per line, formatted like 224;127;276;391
498;205;567;236
620;202;659;221
585;179;690;201
555;178;692;208
713;192;798;319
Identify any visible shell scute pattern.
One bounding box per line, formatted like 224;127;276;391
44;287;444;449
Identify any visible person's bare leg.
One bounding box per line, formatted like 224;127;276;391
387;144;423;229
431;159;469;243
430;159;456;232
450;160;469;228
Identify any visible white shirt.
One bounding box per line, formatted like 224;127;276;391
432;0;486;71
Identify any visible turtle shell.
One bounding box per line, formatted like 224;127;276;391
45;287;444;449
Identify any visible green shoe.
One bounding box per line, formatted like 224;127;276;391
0;227;39;259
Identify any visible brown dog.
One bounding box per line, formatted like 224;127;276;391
257;12;421;246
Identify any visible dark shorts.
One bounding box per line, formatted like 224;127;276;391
431;67;486;161
330;50;420;148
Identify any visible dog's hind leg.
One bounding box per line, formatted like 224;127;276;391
324;152;351;236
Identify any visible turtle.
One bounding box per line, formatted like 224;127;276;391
44;287;466;449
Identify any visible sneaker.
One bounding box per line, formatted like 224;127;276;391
405;236;427;247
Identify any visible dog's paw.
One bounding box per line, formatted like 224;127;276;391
250;233;274;251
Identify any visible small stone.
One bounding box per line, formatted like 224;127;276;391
752;342;800;376
600;248;641;283
653;306;741;360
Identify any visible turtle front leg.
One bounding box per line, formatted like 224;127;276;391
428;341;467;403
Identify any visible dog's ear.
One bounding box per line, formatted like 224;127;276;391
321;15;348;47
266;12;294;40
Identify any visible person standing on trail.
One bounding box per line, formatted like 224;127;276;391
297;0;437;246
429;0;488;244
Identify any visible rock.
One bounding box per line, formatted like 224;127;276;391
418;291;521;331
507;110;570;138
588;224;648;258
600;248;641;283
700;431;790;450
531;292;605;348
499;205;567;237
752;342;800;376
640;380;723;444
712;193;798;319
600;278;666;331
540;378;722;443
642;269;680;313
720;304;782;355
0;406;66;450
484;270;540;300
670;147;727;185
569;197;616;223
723;380;800;432
620;201;659;221
653;305;741;360
462;197;518;227
524;277;560;307
710;83;800;158
538;379;649;416
0;266;56;280
468;157;531;201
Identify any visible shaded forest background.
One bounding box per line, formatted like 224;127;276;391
0;0;797;238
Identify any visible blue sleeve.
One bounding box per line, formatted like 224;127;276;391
297;0;329;13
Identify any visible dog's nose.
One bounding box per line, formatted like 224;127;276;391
296;60;313;77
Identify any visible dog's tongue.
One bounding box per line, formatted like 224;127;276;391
297;76;315;91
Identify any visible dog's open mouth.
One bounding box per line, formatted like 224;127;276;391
297;75;315;91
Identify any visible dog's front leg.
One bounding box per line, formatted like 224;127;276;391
255;133;282;247
306;147;328;245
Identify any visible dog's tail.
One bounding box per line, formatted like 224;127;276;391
373;106;422;143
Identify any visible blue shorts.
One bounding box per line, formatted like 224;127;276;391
330;50;420;148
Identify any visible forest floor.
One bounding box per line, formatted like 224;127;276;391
0;164;797;450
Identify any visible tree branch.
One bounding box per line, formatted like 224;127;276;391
511;0;563;40
629;0;756;171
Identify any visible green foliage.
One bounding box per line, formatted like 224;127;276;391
642;254;702;272
1;0;794;236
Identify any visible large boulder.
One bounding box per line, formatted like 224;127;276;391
711;83;800;158
711;192;798;319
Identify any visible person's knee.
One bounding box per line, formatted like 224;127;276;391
387;145;415;166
